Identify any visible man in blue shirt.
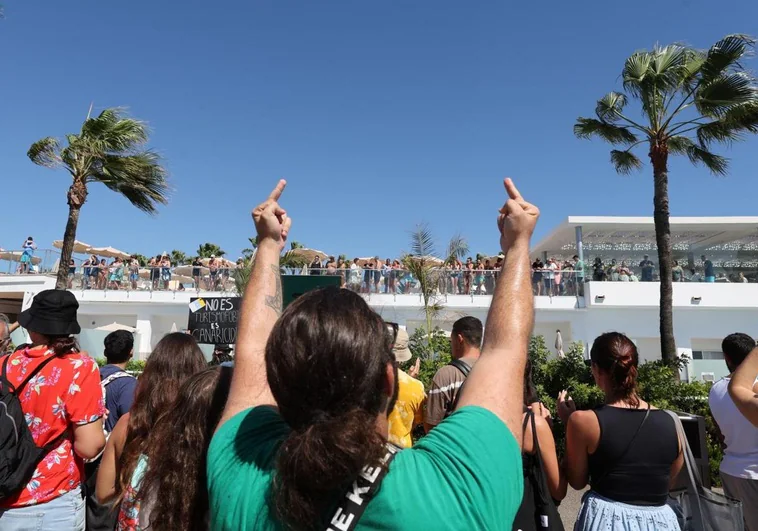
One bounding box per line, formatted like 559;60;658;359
100;330;138;432
702;254;716;283
639;255;655;282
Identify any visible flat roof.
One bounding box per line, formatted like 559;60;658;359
533;216;758;256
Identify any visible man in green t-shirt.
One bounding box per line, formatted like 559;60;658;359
207;178;539;530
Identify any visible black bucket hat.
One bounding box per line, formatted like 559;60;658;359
18;289;81;336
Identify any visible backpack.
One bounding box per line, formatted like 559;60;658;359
444;359;472;418
0;353;67;500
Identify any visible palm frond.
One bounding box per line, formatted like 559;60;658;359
81;108;149;154
409;223;436;257
595;92;628;123
666;135;696;154
622;51;652;97
280;251;308;269
92;151;169;214
697;102;758;146
684;144;729;175
27;137;62;168
696;73;758;117
574;118;639;145
445;234;469;263
650;44;689;87
677;49;707;91
701;34;756;83
610;150;643;175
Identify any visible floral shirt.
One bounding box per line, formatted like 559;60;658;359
387;369;426;448
0;346;105;507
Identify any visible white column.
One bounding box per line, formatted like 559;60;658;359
135;314;153;361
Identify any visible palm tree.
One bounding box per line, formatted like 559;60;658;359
241;237;258;259
28;108;169;289
234;247;309;295
170;250;188;266
574;35;758;369
402;224;468;344
196;243;225;258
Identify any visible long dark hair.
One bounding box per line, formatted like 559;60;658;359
266;287;397;530
139;366;232;531
523;359;538;406
115;333;206;506
590;332;640;407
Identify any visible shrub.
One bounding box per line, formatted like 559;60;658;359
94;357;146;375
528;336;721;487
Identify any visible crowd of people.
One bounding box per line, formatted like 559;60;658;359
3;180;758;530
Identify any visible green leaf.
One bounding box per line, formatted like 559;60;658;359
445;234;469;264
408;223;436;257
595;92;628;123
622;51;652;96
684;144;729;175
701;34;756;83
610;150;643;175
92;151;169;214
697;102;758;146
666;135;696;154
696;73;758;117
574;118;638;145
27;137;62;168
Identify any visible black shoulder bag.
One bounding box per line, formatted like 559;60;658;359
324;442;401;531
445;359;472;418
512;411;565;531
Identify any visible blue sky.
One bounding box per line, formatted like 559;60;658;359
2;1;758;260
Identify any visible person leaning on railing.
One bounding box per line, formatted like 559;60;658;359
207;177;539;530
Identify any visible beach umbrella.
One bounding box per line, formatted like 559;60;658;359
0;251;41;265
200;257;237;269
174;265;209;276
95;322;136;332
87;246;131;259
290;248;329;263
53;240;92;254
555;330;565;359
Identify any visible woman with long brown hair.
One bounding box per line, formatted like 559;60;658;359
95;332;206;529
137;366;232;530
558;332;684;530
207;178;540;530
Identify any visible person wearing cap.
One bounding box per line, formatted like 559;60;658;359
386;326;426;448
210;344;234;366
0;290;106;528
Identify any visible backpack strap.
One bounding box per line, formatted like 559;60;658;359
101;371;133;388
324;442;401;531
449;359;472;378
5;350;61;394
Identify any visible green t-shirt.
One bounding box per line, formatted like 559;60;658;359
207;405;522;530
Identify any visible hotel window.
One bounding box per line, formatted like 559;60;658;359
691;350;724;360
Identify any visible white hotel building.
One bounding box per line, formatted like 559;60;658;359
2;216;757;383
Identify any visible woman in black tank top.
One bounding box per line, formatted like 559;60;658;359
557;332;684;531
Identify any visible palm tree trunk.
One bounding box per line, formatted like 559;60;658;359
650;142;679;379
56;179;88;290
56;204;81;289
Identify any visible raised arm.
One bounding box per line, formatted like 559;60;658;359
728;347;758;427
456;178;538;444
217;180;292;429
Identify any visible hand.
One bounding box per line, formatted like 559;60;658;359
408;357;421;378
252;180;292;251
497;178;539;253
529;401;553;428
557;390;576;424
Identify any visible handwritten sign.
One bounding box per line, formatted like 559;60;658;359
187;297;240;344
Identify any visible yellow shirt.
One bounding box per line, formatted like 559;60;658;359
387;369;426;448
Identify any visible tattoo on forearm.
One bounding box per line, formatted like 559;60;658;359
265;264;283;315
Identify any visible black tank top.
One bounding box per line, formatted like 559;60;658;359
587;405;678;506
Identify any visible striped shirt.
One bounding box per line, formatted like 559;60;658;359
424;360;473;425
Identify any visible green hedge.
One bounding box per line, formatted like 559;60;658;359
95;358;146;374
406;329;722;486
